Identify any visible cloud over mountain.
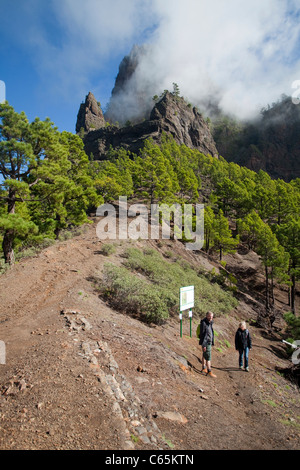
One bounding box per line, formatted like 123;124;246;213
3;0;300;122
106;0;300;121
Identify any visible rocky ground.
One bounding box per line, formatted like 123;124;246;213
0;221;299;451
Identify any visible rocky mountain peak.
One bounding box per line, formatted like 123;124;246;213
104;45;152;125
76;91;106;134
79;91;218;160
110;45;143;99
150;92;218;155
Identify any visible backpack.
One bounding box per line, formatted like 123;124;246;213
196;323;201;339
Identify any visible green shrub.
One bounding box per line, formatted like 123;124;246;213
15;237;55;260
58;225;87;241
101;263;169;324
97;247;238;324
101;243;117;256
0;258;9;275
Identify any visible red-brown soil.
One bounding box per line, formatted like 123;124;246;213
0;221;299;450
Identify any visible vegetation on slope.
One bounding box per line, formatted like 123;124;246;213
1;102;299;324
97;246;238;324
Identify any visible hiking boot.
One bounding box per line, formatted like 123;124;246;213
206;371;217;378
245;367;249;372
201;368;208;374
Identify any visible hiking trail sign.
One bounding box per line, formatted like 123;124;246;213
179;286;194;338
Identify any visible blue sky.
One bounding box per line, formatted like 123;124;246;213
0;0;157;132
1;0;300;132
0;0;158;132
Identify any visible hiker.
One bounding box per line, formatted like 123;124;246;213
199;311;216;377
235;321;252;372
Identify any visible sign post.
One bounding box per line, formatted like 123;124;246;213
179;286;194;338
179;313;183;338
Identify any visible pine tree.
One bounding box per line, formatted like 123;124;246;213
0;103;55;263
256;223;288;313
28;131;101;238
172;82;180;98
237;210;264;250
212;209;239;260
0;103;101;262
160;137;199;202
276;218;300;314
239;211;289;316
90;147;134;201
133;140;179;204
252;170;275;219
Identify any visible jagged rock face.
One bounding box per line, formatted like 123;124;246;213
104;45;153;125
213;97;300;181
150;92;218;156
81;91;218;159
76;92;106;133
110;45;142;99
258;100;300;180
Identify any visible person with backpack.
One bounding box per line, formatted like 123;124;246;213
198;311;216;378
235;321;252;372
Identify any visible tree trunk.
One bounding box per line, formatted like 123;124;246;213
54;213;62;240
270;267;275;309
205;229;210;252
2;229;15;264
291;272;296;316
3;188;16;264
206;235;210;252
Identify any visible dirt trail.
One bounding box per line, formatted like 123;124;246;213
0;221;299;450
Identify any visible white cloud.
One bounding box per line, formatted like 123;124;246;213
138;0;300;119
52;0;153;55
21;0;157;103
6;0;300;120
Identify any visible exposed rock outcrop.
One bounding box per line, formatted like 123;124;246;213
76;92;106;134
149;92;218;155
104;44;154;125
213;96;300;181
110;46;141;98
80;91;218;160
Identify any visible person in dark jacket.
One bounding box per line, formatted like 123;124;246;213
235;321;252;371
199;311;216;377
